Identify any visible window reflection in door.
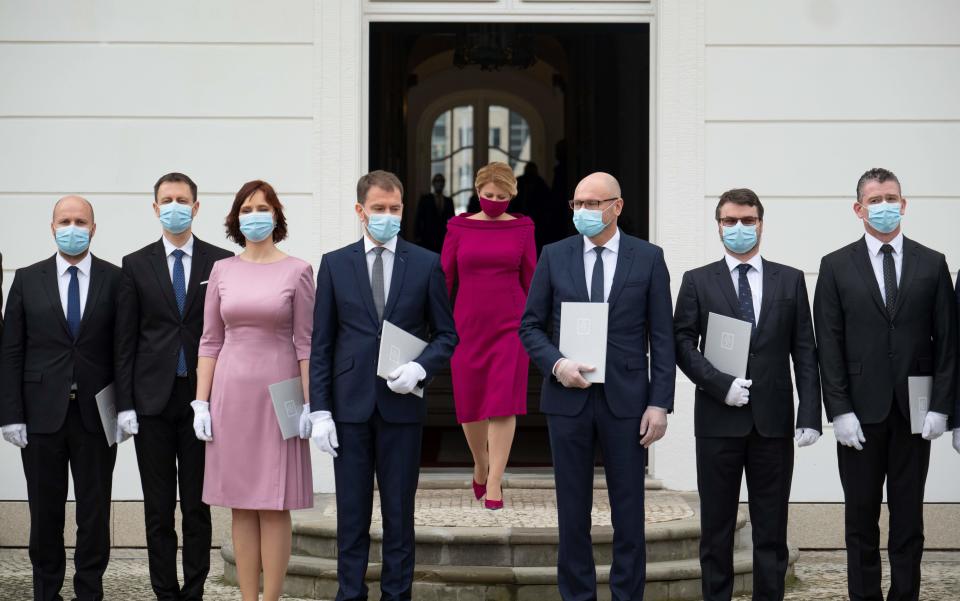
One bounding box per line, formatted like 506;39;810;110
430;105;474;213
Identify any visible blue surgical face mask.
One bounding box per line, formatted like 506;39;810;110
55;225;91;256
862;201;902;234
239;212;275;243
572;204;613;238
721;222;759;254
365;213;401;244
158;202;194;234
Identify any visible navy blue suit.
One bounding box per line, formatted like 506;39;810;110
520;231;676;601
309;237;457;601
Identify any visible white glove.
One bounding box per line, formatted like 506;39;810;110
387;362;426;395
795;427;820;448
299;405;312;439
724;378;752;407
190;400;213;442
921;411;948;441
833;412;865;451
554;358;595;389
953;429;960;454
116;410;139;443
1;424;28;448
309;410;339;457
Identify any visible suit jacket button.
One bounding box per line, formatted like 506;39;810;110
888;351;894;358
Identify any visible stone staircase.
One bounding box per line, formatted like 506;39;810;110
221;472;798;600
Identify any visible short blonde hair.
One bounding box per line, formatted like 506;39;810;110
474;162;518;198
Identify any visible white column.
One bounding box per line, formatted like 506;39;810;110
650;0;705;491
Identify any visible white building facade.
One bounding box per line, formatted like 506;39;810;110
0;0;958;528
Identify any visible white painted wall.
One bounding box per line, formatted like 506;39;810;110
691;0;960;502
0;0;327;500
1;0;958;508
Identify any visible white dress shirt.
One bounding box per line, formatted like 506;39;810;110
583;228;621;302
56;252;92;318
162;234;194;290
724;252;763;321
363;234;397;301
863;231;903;304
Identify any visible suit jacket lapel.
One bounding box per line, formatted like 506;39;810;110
754;259;780;335
850;237;887;318
78;256;106;338
182;239;208;317
567;238;590;302
892;237;919;319
40;255;72;339
383;239;408;322
149;240;181;317
607;236;635;306
712;260;742;317
350;240;380;327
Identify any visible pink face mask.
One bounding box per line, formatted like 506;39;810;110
479;196;509;218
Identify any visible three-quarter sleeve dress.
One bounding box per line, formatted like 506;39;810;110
441;214;537;423
198;256;315;510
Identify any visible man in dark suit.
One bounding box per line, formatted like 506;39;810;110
674;188;822;601
0;196;122;601
519;172;675;601
309;170;458;601
814;168;956;601
413;173;455;253
114;173;233;601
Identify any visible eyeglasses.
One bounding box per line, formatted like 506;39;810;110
568;197;619;211
718;217;760;227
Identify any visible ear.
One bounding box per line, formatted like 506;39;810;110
354;202;366;221
852;201;865;219
89;223;97;239
192;200;200;217
900;197;907;214
152;202;161;218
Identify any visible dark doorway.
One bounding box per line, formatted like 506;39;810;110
368;21;651;467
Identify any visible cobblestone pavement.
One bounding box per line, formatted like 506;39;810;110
317;488;694;528
1;549;958;600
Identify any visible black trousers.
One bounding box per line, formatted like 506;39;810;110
838;407;930;601
134;378;211;601
696;430;793;601
547;386;648;601
21;399;117;601
333;410;423;601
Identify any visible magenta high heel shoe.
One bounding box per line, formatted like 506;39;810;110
484;498;504;510
472;479;487;500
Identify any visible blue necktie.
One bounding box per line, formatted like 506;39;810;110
66;266;81;340
737;263;756;329
591;247;605;303
172;250;188;376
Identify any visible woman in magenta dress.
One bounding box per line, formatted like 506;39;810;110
192;180;315;601
441;162;537;510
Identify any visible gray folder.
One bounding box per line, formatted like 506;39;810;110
94;383;119;447
377;320;428;398
704;312;752;379
559;302;609;384
268;377;305;440
907;376;932;435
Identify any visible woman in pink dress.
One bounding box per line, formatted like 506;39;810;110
441;162;537;510
192;180;315;601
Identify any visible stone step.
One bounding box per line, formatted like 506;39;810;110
291;509;747;566
412;470;663;491
222;544;799;601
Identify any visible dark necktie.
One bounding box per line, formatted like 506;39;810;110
372;247;386;320
591;246;605;303
172;249;188;376
881;244;898;315
66;265;81;339
737;263;756;328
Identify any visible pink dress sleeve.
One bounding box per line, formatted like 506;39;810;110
198;260;225;359
292;262;316;361
440;222;458;298
520;222;537;295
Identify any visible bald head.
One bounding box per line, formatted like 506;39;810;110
574;172;621;201
52;195;95;223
